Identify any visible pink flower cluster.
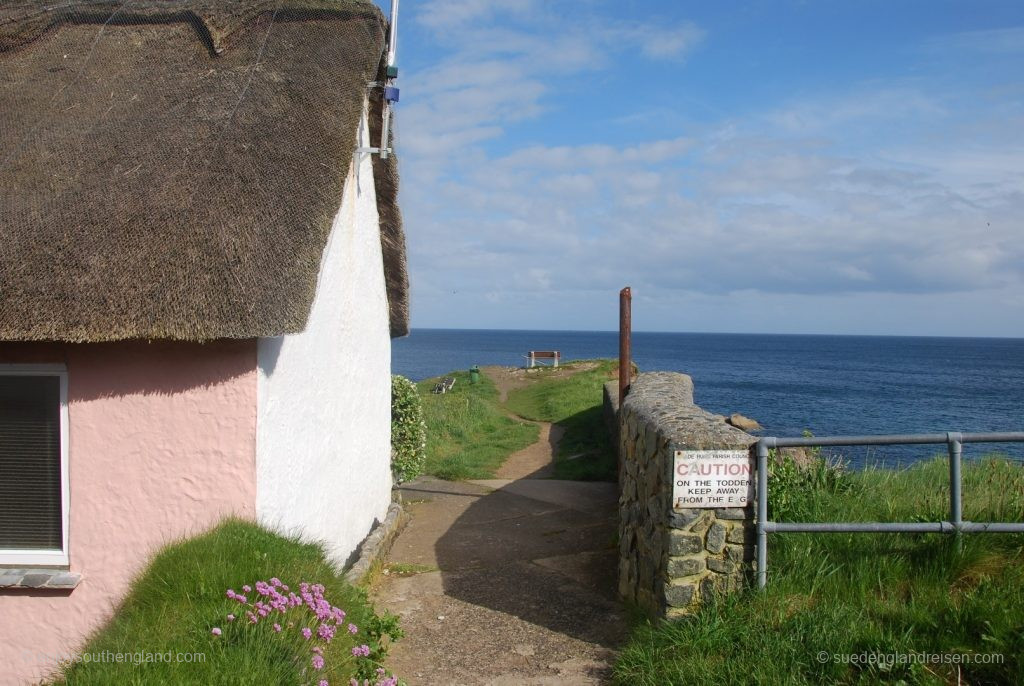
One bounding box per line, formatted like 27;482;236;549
349;669;398;686
214;577;391;686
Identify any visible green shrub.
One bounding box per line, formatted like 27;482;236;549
390;374;427;484
768;433;857;522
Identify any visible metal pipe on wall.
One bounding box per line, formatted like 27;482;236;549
618;287;631;407
380;0;400;159
387;0;400;67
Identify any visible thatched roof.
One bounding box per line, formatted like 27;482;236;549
0;0;409;341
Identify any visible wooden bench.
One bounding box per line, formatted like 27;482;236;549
527;351;560;368
432;376;456;394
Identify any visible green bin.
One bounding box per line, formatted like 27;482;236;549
469;365;480;384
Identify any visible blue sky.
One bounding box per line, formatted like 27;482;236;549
375;1;1024;336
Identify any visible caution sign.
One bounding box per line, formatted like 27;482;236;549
673;449;753;509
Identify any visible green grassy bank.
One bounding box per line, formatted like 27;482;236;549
614;456;1024;685
417;360;619;481
52;520;399;686
416;370;538;480
504;359;619;481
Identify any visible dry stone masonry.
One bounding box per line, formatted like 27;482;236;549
608;372;758;619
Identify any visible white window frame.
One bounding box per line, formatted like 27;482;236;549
0;364;70;567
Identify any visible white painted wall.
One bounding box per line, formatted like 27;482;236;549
256;103;392;566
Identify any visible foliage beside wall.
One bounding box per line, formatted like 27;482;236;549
390;375;427;484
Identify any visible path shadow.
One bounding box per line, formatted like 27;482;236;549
431;475;626;649
540;405;618;482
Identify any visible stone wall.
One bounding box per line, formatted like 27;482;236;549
612;372;758;619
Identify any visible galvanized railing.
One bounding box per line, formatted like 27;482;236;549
755;432;1024;589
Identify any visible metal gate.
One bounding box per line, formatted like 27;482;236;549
755;432;1024;589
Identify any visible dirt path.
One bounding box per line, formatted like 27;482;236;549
496;422;563;479
481;365;532;404
482;366;563;480
482;363;599;405
372;365;627;685
482;365;592;480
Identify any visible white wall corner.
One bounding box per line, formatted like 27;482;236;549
256;98;393;566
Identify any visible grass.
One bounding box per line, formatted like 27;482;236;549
383;563;438;577
504;359;619;481
51;519;399;686
361;560;438;594
417;370;538;480
613;456;1024;685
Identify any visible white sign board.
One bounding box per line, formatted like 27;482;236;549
673;449;753;509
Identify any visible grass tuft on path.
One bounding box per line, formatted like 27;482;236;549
613;456;1024;685
51;519;398;686
505;359;619;481
418;370;538;480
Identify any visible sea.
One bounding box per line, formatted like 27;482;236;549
393;329;1024;468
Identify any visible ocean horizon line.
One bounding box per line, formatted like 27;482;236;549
401;327;1024;342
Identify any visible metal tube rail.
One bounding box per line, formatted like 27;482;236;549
766;522;954;533
756;432;1024;589
765;521;1024;534
764;431;1024;448
756;440;769;591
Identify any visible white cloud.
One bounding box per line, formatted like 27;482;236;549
600;21;706;60
764;88;947;136
400;8;704;166
404;112;1024;301
396;2;1024;334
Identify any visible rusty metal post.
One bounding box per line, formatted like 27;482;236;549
618;287;631;406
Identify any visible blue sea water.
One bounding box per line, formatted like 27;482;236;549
393;329;1024;468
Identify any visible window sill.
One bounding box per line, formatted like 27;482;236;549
0;569;81;590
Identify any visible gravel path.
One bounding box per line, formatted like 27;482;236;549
372;366;626;685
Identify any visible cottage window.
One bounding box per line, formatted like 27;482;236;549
0;365;69;566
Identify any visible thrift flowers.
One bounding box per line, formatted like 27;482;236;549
212;577;398;686
352;669;398;686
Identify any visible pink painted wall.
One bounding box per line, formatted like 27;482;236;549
0;340;258;685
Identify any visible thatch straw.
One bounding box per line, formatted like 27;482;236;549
0;0;409;341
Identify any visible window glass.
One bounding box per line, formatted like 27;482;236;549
0;375;62;550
